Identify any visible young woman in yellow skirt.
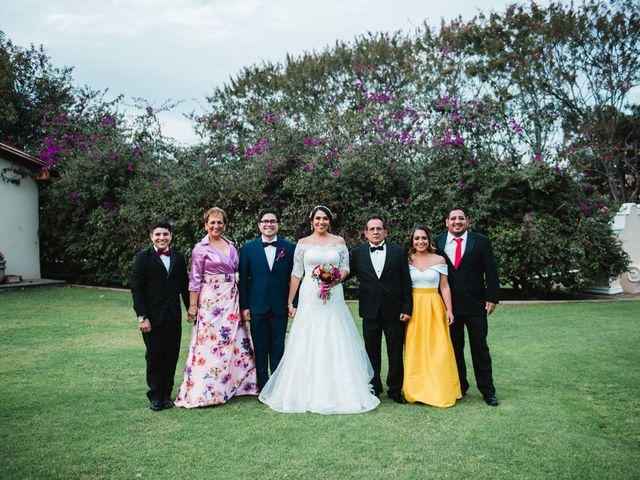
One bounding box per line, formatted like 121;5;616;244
403;225;462;407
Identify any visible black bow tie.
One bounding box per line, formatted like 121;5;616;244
263;241;277;247
370;244;384;252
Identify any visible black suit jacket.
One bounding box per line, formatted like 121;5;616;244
131;247;190;326
435;231;500;316
238;237;295;315
350;241;413;319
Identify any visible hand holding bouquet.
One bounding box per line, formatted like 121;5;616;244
311;263;341;303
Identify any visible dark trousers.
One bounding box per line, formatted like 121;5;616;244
250;312;288;390
142;319;181;401
363;314;405;396
449;313;495;398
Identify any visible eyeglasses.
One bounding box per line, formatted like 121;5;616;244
259;219;278;225
367;227;385;232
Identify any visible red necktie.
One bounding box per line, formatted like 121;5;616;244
156;248;170;257
453;238;463;269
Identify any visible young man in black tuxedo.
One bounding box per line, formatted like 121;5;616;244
131;220;189;411
435;208;500;406
350;215;413;403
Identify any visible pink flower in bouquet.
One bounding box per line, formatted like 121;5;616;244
310;263;341;303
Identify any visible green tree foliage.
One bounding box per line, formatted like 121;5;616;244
192;0;631;294
0;32;219;283
565;105;640;204
443;0;640;203
3;1;633;293
36;93;218;284
0;31;75;151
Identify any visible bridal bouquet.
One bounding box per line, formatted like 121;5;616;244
311;263;341;303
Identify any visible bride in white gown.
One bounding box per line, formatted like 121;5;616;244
258;205;380;414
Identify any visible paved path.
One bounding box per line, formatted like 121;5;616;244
0;278;66;290
1;280;638;303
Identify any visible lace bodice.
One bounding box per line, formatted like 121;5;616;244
292;243;350;278
409;263;448;288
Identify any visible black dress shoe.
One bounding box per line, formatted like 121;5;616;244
149;399;164;411
388;393;408;404
484;395;499;407
162;397;174;409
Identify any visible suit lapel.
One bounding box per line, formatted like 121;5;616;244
168;249;176;277
360;244;378;277
150;248;165;270
380;242;392;275
150;247;170;276
272;239;285;271
436;236;446;256
438;236;453;265
257;238;271;271
459;233;476;269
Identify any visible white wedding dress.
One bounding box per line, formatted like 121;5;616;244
258;243;380;414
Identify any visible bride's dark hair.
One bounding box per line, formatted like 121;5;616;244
309;205;333;221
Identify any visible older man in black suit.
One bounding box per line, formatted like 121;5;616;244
435;208;500;406
131;220;189;411
350;215;413;404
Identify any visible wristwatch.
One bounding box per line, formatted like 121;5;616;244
137;316;147;324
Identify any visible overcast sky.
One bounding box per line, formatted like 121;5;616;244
2;0;568;144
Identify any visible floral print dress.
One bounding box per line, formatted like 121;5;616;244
174;236;259;408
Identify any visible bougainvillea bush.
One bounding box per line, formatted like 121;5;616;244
2;0;634;292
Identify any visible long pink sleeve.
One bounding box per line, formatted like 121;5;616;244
189;244;206;292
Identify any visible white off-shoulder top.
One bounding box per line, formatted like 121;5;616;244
409;263;448;288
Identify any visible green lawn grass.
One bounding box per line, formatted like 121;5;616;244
1;286;638;479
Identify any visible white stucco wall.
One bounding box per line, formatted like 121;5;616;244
615;204;639;263
586;202;640;294
0;156;41;279
614;203;640;293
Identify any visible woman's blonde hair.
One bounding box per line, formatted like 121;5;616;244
203;207;228;224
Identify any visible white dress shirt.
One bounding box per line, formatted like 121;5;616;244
444;231;468;263
154;247;170;271
262;235;278;270
369;241;386;279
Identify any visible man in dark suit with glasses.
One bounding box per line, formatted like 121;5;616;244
350;215;413;404
239;209;295;390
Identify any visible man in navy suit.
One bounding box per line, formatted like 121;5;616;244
131;220;189;411
239;209;295;390
435;207;500;406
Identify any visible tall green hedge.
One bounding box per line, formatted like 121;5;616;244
6;0;634;293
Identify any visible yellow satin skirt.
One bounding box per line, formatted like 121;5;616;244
403;288;462;407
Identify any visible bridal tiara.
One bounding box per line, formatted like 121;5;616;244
309;205;333;218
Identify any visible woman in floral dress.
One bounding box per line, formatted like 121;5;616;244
174;207;259;408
